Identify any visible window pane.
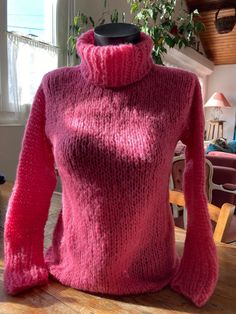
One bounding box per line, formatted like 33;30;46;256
7;0;45;39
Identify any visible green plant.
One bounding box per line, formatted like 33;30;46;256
67;0;205;65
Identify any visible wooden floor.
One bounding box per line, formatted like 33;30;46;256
0;181;236;313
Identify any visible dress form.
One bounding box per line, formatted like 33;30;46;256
94;22;140;46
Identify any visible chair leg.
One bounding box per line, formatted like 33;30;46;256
172;204;180;218
207;123;211;140
212;124;215;139
183;207;188;229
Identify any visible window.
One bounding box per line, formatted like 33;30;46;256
0;0;58;124
7;0;56;45
8;1;46;40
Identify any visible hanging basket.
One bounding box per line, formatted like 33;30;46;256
215;8;236;34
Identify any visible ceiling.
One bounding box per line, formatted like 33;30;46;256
185;0;236;65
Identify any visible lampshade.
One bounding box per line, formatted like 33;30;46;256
204;92;231;108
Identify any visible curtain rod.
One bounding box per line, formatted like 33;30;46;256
0;27;60;49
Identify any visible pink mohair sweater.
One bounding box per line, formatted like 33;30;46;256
3;29;218;307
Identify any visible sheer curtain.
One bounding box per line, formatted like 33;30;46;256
3;32;59;123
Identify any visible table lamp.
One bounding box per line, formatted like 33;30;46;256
204;92;231;120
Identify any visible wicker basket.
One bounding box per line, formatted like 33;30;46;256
215;8;236;34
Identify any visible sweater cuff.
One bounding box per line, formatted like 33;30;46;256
4;234;48;295
170;234;219;307
4;265;48;295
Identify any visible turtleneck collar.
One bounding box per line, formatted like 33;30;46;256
76;29;155;88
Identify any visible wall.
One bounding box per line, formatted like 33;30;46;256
205;65;236;141
0;125;62;191
74;0;131;24
0;125;24;182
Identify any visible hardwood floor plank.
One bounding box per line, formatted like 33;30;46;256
41;281;156;314
0;269;80;314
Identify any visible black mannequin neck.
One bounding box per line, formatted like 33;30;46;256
94;22;140;46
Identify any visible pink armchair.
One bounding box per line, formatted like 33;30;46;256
174;141;236;208
206;151;236;207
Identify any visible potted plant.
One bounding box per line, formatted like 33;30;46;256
68;0;205;65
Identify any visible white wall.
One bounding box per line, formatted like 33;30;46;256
0;125;24;182
205;65;236;141
0;124;61;191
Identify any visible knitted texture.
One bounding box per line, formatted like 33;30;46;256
3;29;218;306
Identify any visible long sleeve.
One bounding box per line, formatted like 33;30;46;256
170;76;219;307
3;81;57;295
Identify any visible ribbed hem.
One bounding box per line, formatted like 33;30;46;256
44;245;180;296
47;263;177;296
76;29;155;87
4;235;48;295
4;266;48;295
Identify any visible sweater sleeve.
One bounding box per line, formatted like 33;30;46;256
170;76;219;307
3;81;57;295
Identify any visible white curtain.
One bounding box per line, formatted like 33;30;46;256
5;32;59;123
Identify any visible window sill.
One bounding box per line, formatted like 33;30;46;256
0;123;25;126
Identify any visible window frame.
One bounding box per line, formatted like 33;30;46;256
0;0;9;113
0;0;58;125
